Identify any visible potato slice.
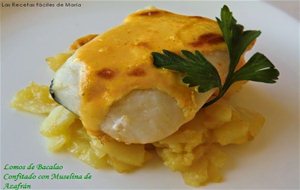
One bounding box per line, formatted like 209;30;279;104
89;136;106;159
46;134;70;152
102;139;145;167
204;100;232;123
213;119;250;145
200;100;233;129
158;128;207;153
223;81;247;98
40;106;76;137
107;157;137;173
181;145;227;186
238;107;265;139
206;147;227;183
156;148;194;171
68;142;108;168
46;51;73;71
11;82;57;114
212;107;264;145
182;158;209;186
65;121;108;168
154;121;208;153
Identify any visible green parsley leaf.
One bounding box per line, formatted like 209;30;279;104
152;5;280;107
232;52;279;83
152;50;222;92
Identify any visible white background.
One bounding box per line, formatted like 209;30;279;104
1;1;299;189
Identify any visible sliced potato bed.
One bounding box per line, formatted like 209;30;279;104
153;99;264;186
12;82;265;186
11;82;57;114
40;105;76;137
46;134;70;152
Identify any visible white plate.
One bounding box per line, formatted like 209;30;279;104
1;1;299;189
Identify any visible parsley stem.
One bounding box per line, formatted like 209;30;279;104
203;76;233;107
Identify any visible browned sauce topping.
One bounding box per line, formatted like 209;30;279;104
190;33;224;47
78;41;85;46
135;42;151;49
96;68;115;79
77;8;228;132
128;68;146;77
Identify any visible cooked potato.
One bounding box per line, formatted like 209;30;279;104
107;157;138;173
181;157;209;186
181;145;227;186
89;136;106;159
212;107;264;145
11;82;57;114
46;51;73;71
37;95;264;186
238;107;265;138
67;123;108;168
40;106;76;137
223;81;247;98
68;143;108;169
202;100;233;126
102;139;146;167
154;99;263;186
46;134;70;152
193;100;233;130
156;148;194;171
154;118;208;153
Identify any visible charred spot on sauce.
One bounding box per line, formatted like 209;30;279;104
128;68;146;77
135;42;151;49
189;33;224;47
96;68;115;79
137;10;164;16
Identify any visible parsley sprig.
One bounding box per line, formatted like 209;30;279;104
152;5;279;107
